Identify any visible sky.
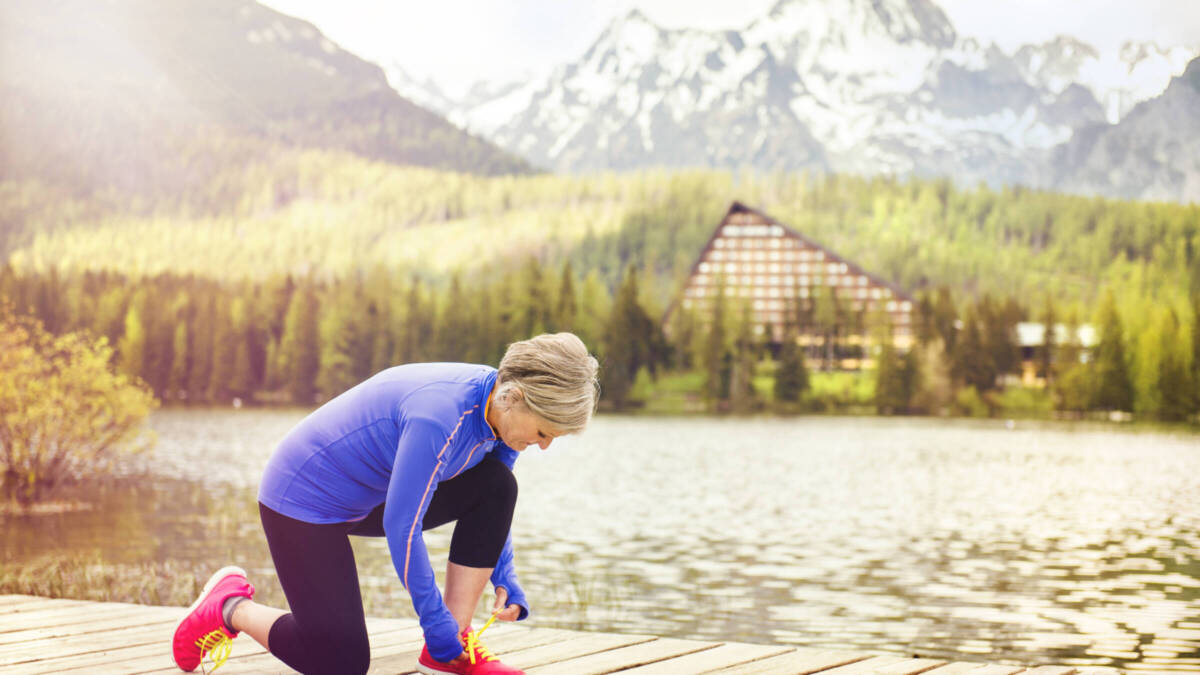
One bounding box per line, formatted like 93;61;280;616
260;0;1200;97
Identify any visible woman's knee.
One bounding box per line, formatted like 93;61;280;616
483;457;518;507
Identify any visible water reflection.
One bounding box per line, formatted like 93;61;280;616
3;410;1198;673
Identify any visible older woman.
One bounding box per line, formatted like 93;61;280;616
172;333;600;675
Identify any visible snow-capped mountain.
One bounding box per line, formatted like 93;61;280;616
407;0;1197;200
1014;36;1197;123
1053;55;1200;203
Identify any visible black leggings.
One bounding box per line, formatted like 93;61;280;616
259;455;518;675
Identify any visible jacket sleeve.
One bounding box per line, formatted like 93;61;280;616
488;445;529;619
383;417;462;662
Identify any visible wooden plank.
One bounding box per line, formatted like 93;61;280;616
1;622;181;668
0;612;177;646
713;648;873;674
0;596;90;611
948;666;1027;675
469;625;586;655
122;628;424;674
12;640;202;675
619;642;795;674
818;655;931;674
871;658;951;674
525;637;719;674
365;627;637;675
213;635;425;674
502;631;658;670
922;664;1008;675
1021;667;1077;675
0;604;152;632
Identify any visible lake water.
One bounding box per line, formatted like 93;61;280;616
4;410;1199;673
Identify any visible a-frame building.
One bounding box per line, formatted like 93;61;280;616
665;201;915;368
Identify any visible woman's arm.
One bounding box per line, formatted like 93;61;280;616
488;444;529;619
382;417;463;662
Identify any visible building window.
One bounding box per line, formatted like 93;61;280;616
858;276;868;286
900;302;912;312
699;263;710;273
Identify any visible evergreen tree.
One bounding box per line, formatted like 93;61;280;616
1039;297;1058;385
279;282;320;404
317;283;372;399
116;298;146;380
600;267;662;409
953;307;996;392
228;296;255;400
517;257;550;337
208;299;236;402
1158;309;1193;421
704;279;729;404
729;305;757;413
395;277;433;365
1091;289;1134;411
875;333;906;414
979;294;1020;379
812;287;838;370
165;292;191;402
553;261;578;333
436;275;470;361
574;271;609;353
774;331;809;405
931;287;958;354
187;293;215;403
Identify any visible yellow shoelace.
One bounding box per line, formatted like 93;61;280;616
465;614;499;665
195;628;233;674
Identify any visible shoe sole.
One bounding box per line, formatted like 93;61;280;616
171;565;248;670
415;664;457;675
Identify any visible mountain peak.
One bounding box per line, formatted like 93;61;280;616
763;0;954;48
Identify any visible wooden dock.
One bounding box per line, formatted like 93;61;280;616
0;594;1107;674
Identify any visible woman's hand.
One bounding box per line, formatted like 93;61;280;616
491;586;522;621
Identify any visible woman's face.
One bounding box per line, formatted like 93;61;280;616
496;403;559;452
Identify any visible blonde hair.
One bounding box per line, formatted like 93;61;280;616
495;333;600;434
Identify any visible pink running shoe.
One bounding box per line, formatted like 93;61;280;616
417;625;525;675
172;566;255;672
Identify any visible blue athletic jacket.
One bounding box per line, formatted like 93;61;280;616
258;363;527;662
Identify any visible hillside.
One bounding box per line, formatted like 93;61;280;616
5;154;1199;315
0;0;531;206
